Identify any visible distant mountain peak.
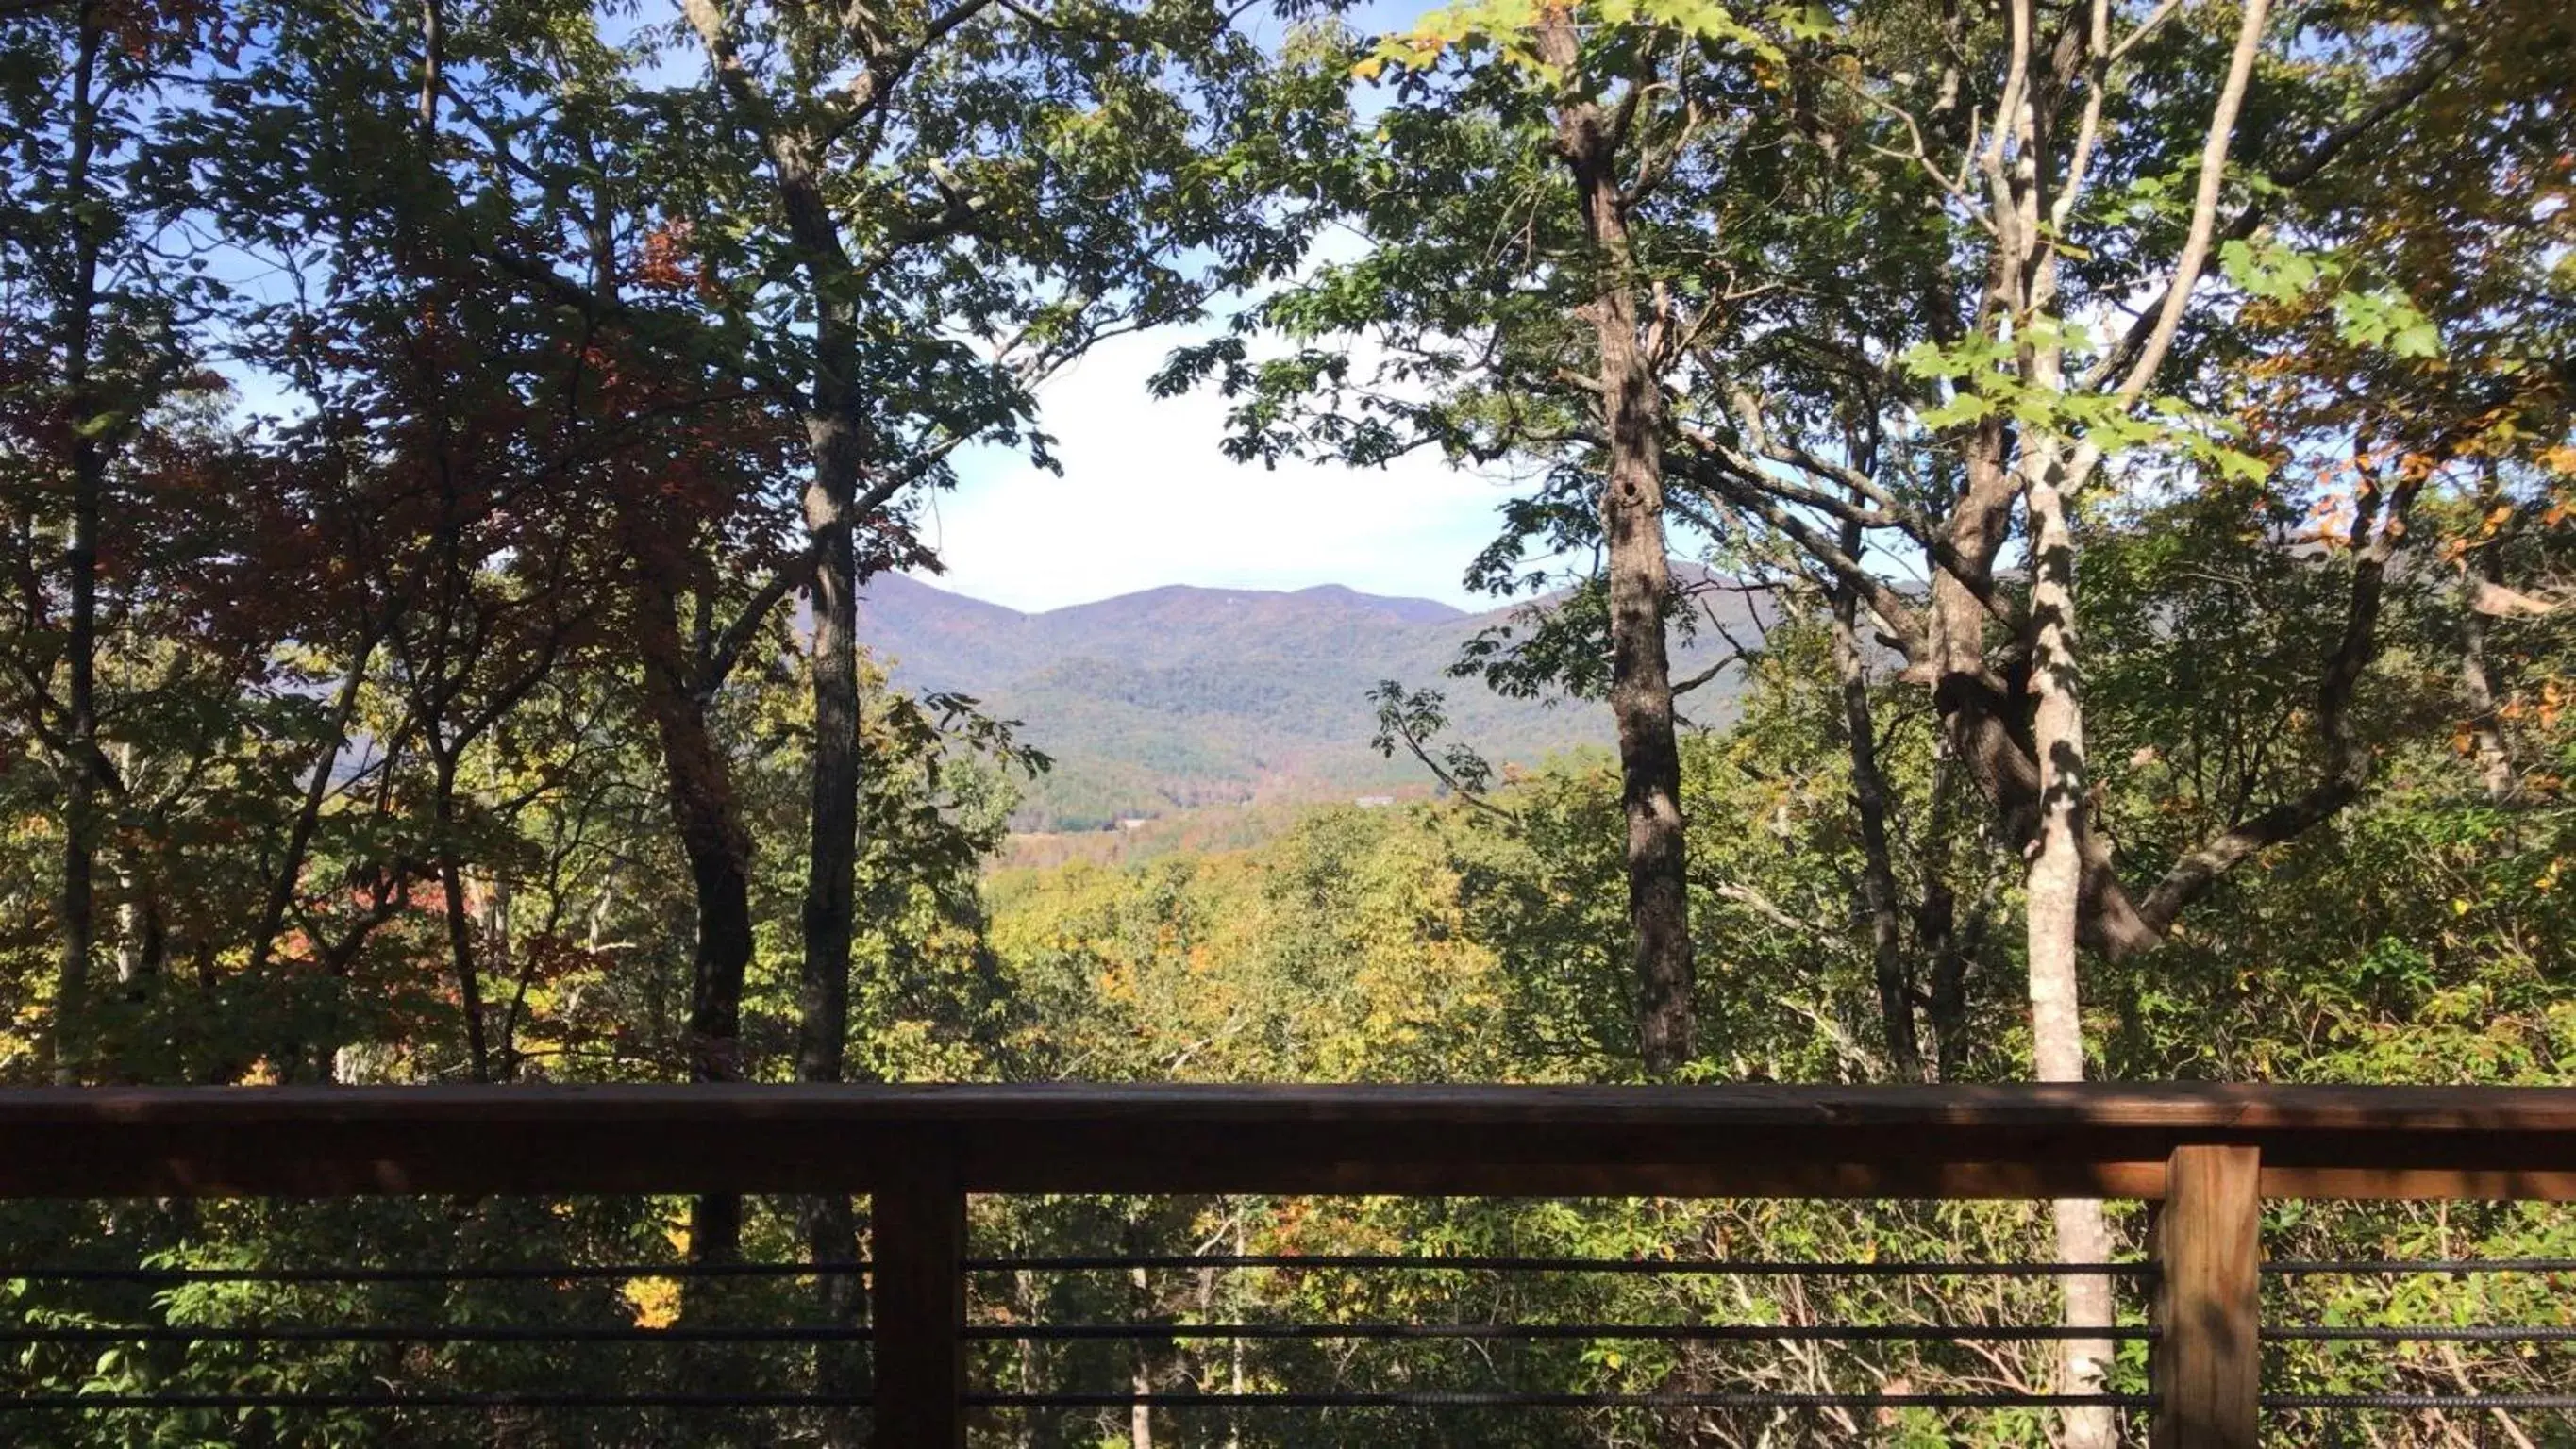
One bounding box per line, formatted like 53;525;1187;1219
878;572;1473;621
858;568;1745;832
864;570;1030;622
1289;583;1467;623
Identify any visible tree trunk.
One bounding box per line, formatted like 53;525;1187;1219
1599;389;1695;1076
2051;1194;2118;1449
660;693;755;1087
1833;558;1920;1080
2024;449;2116;1449
483;870;519;1078
2460;598;2514;801
803;1192;864;1445
753;114;872;1441
799;418;862;1086
1538;11;1695;1074
797;415;867;1448
1129;1260;1156;1449
250;621;384;976
1015;1265;1059;1449
1917;760;1980;1083
2459;503;2515;802
630;568;759;1262
1916;874;1972;1081
2024;455;2087;1091
431;749;491;1082
111;844;166;1004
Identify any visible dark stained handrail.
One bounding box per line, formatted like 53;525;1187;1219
0;1081;2570;1200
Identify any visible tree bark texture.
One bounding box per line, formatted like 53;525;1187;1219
1833;555;1920;1080
1538;11;1696;1074
799;421;861;1088
630;569;758;1263
431;751;491;1084
2022;442;2117;1449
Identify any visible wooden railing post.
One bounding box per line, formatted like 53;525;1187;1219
872;1153;966;1449
2151;1144;2261;1449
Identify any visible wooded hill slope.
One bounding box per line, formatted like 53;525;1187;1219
856;571;1750;831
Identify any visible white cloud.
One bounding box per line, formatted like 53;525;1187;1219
910;327;1520;613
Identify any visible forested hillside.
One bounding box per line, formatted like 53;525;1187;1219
857;572;1748;829
976;578;2576;1438
1;0;2571;1442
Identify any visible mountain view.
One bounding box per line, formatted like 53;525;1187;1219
18;2;2566;1440
857;572;1748;831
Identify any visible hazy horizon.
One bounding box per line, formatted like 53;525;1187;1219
885;567;1474;619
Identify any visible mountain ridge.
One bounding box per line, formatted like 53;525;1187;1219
857;571;1744;831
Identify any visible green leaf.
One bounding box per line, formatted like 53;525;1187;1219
2390;318;2443;358
2212;446;2271;483
1915;392;1994;427
2220;237;2327;303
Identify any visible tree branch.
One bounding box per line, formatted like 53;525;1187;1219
1666;449;1929;655
2104;0;2272;408
2130;460;2424;937
2086;31;2463;394
700;546;817;695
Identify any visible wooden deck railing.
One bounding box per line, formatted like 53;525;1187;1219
3;1081;2573;1446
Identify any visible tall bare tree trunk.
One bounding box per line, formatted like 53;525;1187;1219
2460;591;2515;801
1129;1260;1156;1449
2025;449;2115;1449
1537;11;1695;1074
800;425;860;1087
797;419;867;1407
1832;524;1920;1079
682;0;867;1094
661;692;755;1085
430;748;491;1082
2014;0;2265;1427
795;403;868;1449
628;564;758;1263
111;743;165;998
695;75;874;1439
1916;759;1980;1083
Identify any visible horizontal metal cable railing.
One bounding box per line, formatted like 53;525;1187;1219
962;1249;2155;1420
2260;1253;2576;1425
0;1251;874;1415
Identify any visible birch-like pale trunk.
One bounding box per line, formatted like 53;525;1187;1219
2004;0;2271;1433
2023;438;2116;1449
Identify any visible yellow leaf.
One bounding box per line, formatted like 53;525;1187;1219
624;1277;680;1330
